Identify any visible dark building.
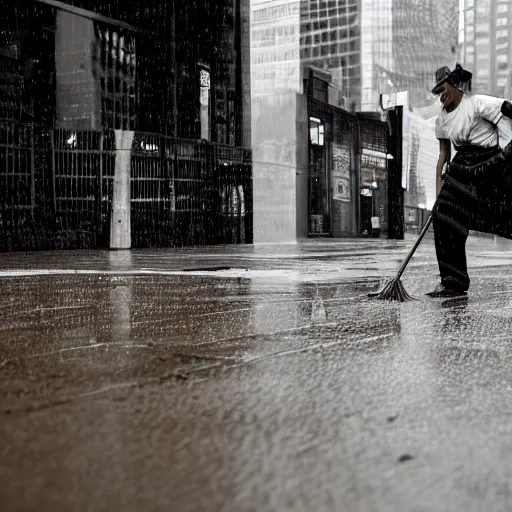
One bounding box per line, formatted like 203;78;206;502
0;0;248;142
0;0;252;251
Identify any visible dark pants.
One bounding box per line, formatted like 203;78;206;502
433;145;512;291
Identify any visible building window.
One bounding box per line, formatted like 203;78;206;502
95;25;137;131
310;117;325;146
476;37;490;47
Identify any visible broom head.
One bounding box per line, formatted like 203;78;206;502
368;278;416;302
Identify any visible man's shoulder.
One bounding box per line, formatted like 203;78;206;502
471;94;487;105
471;93;503;106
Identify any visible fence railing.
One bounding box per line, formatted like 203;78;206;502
0;121;253;251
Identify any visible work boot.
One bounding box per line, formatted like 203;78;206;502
426;283;467;298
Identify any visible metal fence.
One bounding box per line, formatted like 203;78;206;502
0;121;253;252
52;129;116;249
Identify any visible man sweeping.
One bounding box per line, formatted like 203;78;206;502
429;63;512;297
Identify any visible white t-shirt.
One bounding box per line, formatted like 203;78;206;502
435;94;504;147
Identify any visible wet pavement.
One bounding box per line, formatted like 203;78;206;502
2;235;512;511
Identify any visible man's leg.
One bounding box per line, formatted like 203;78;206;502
431;183;471;293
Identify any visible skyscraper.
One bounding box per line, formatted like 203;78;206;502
383;0;459;108
300;0;361;109
251;0;361;108
250;0;302;95
462;0;512;97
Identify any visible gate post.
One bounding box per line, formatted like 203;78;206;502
110;129;134;249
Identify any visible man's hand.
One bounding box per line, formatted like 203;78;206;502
436;175;444;196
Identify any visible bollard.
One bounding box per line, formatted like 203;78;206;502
110;129;134;249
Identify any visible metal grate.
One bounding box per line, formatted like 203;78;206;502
130;133;174;248
212;144;252;244
130;136;252;248
0;122;35;250
357;115;388;154
52;129;115;249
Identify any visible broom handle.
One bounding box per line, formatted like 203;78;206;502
395;210;435;280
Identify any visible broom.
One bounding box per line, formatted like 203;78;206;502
368;210;435;302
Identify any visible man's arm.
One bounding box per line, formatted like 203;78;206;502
436;139;451;196
501;100;512;119
500;102;512;160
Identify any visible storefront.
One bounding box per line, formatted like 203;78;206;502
307;97;390;239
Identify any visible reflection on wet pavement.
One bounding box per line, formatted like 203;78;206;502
2;238;512;510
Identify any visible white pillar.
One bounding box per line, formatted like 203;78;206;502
110;129;134;249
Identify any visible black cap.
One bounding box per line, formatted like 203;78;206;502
432;64;472;95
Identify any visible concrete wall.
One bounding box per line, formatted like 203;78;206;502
252;91;299;243
55;10;101;130
250;0;302;243
295;94;309;238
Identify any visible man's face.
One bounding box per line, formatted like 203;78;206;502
439;83;449;105
439;82;462;111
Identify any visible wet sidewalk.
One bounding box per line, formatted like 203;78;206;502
0;233;510;278
2;236;512;511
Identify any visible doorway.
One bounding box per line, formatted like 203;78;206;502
360;193;372;235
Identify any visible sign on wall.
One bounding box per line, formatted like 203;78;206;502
199;69;210;88
332;143;351;202
199;67;210;140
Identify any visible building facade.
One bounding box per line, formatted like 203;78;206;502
0;0;250;141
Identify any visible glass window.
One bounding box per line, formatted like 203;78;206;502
476;37;490;46
310;118;325;146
